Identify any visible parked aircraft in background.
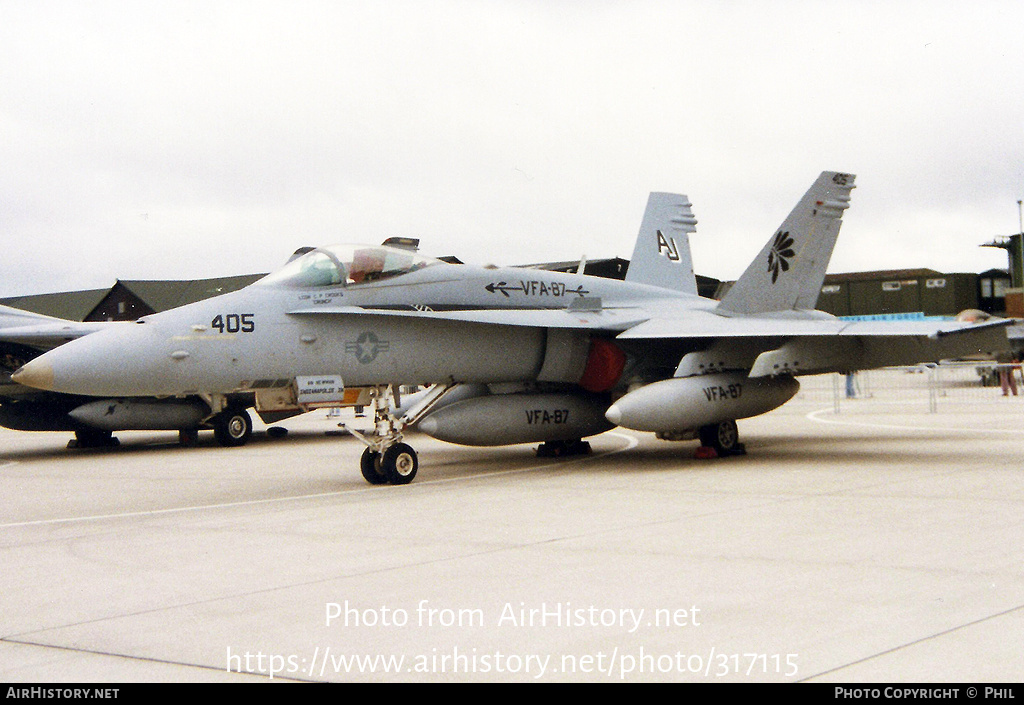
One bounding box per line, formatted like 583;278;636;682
12;173;1011;482
0;305;262;447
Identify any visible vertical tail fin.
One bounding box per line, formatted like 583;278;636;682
624;192;699;295
717;171;856;314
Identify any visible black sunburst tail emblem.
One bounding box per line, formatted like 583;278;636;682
767;230;795;284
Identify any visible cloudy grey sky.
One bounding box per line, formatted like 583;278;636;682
2;0;1023;297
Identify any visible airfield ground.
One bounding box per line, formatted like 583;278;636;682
1;370;1022;683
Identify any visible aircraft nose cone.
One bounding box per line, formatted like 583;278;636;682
11;359;54;391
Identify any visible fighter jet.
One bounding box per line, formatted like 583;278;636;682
12;172;1010;483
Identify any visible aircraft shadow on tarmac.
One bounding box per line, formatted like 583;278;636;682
0;424;1008;482
0;425;337;462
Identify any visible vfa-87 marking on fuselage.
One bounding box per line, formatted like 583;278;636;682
485;280;590;299
11;171;1013;485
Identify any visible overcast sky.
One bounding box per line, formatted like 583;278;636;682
2;0;1023;297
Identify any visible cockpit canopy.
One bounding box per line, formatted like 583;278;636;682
258;244;444;288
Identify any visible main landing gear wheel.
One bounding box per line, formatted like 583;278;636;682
68;428;119;449
213;407;253;447
381;443;418;485
536;439;592;458
698;419;746;457
360;448;389;485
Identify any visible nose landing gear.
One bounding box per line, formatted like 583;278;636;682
345;384;453;485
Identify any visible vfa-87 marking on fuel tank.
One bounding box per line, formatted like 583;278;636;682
525;408;570;425
703;383;742;402
485;280;589;299
11;172;1013;484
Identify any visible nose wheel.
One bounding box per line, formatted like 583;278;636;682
359;443;419;485
360;448;388;484
381;443;418;484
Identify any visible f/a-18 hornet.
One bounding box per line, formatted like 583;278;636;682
12;172;1010;484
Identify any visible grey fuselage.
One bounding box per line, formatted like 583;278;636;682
23;257;705;400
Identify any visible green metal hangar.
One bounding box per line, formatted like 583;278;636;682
813;269;1005;319
0;275;262;323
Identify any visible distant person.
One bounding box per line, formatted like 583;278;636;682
997;353;1019;396
845;371;858;398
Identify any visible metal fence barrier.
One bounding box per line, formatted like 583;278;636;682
790;363;1024;414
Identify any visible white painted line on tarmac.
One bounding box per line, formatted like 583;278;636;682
0;433;638;530
806;407;1024;435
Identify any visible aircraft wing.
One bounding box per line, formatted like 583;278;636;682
287;304;652;332
621;314;1010;378
290;304;1011;340
0;322;115;349
617;313;1013;339
0;305;113;351
287;303;1010;378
